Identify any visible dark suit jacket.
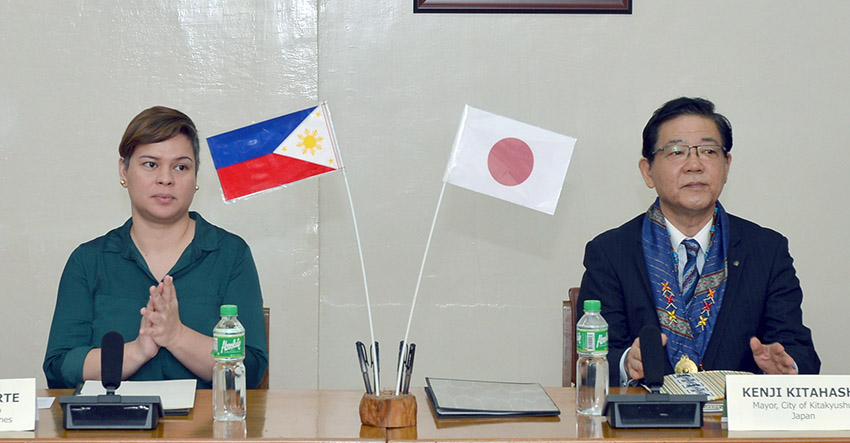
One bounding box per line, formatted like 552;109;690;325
578;213;820;385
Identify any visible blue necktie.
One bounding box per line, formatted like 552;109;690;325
681;238;700;306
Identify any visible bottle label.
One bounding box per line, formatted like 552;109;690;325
576;329;608;353
213;334;245;358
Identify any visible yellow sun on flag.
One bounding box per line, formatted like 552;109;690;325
297;129;324;155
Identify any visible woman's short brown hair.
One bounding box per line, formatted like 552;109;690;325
119;106;200;172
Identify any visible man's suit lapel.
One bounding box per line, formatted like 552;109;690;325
702;216;745;368
630;216;653;305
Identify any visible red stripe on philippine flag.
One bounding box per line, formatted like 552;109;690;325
216;153;336;201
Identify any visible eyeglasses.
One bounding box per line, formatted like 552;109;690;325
652;144;727;163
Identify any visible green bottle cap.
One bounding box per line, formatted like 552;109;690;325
220;304;238;316
583;300;601;312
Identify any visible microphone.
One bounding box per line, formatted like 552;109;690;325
59;331;163;429
101;331;124;394
638;324;665;392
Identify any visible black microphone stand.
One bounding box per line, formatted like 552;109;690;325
59;331;164;430
603;325;708;428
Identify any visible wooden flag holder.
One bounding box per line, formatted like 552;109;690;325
359;392;417;428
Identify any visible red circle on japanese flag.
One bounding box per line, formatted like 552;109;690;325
488;137;534;186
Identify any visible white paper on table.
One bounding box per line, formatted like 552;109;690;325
79;379;197;411
37;397;55;409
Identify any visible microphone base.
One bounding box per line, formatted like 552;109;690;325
604;393;707;428
59;394;163;430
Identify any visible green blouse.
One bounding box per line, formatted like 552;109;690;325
43;212;268;389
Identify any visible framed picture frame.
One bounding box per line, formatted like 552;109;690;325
413;0;631;14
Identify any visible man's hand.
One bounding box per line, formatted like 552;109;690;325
750;337;797;374
626;333;667;380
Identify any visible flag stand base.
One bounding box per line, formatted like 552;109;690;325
359;392;417;428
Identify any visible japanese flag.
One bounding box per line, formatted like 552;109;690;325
443;105;576;215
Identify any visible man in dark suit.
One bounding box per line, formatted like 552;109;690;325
579;97;819;386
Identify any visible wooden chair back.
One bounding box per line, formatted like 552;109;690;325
562;287;580;387
258;306;270;389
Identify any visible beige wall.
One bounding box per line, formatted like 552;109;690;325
1;1;846;389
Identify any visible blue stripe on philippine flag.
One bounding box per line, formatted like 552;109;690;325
208;107;315;169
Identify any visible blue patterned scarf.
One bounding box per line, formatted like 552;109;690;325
641;198;729;369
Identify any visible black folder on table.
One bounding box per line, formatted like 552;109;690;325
424;377;560;418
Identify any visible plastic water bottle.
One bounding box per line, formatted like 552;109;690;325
576;299;609;415
213;304;247;421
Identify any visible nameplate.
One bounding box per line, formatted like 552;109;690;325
727;374;850;431
0;378;36;431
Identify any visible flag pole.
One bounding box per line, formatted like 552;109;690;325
342;168;379;393
324;103;380;393
395;181;447;394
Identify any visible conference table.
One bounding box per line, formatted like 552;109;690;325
16;387;850;442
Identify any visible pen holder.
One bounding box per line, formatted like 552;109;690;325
359;392;417;428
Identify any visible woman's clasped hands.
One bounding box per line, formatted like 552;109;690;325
136;275;187;358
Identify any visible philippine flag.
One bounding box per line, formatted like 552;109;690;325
207;103;342;201
443;105;576;215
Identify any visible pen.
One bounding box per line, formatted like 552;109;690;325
374;341;381;393
397;340;404;374
403;343;415;394
356;341;372;394
396;340;406;393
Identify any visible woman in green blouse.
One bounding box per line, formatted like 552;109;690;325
43;106;268;389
